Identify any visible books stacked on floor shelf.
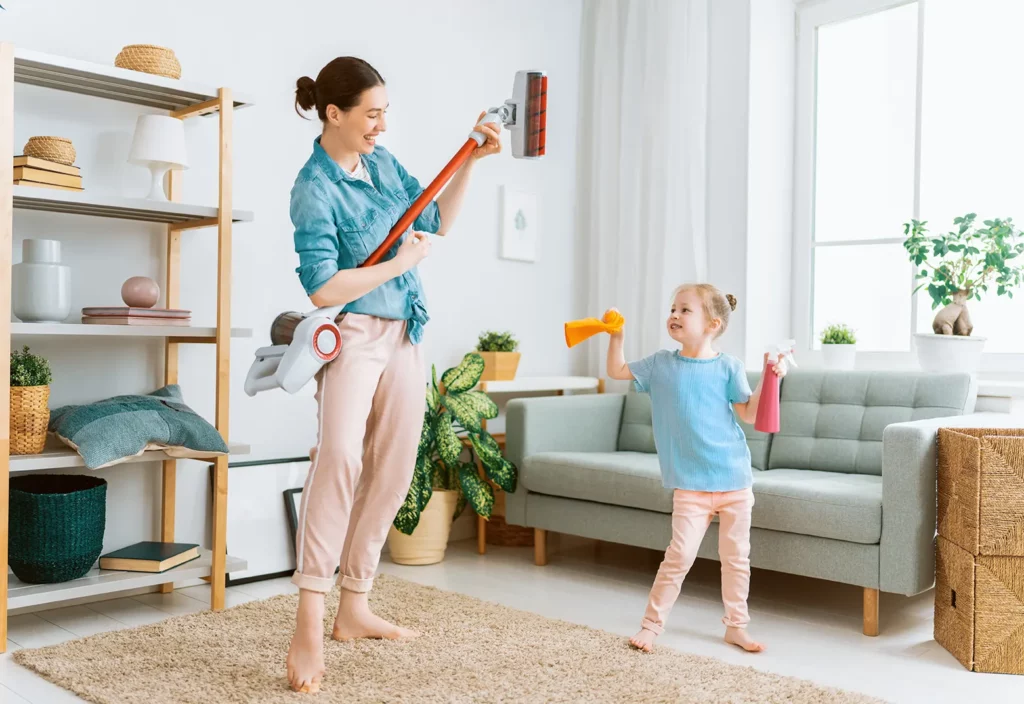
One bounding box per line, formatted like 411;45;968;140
81;307;192;326
99;542;200;573
12;155;83;191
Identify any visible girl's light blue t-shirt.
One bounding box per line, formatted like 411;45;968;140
627;350;753;492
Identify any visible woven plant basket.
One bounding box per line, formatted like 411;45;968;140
114;44;181;79
9;474;107;584
10;385;50;455
22;136;76;166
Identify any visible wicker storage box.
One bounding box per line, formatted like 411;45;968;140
935;428;1024;674
10;385;50;455
114;44;181;79
22;136;76;166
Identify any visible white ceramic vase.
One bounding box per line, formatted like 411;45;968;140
913;333;986;373
13;239;71;323
821;343;857;370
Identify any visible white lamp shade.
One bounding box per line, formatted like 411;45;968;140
129;115;188;169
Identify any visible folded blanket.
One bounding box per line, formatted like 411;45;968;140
48;385;229;469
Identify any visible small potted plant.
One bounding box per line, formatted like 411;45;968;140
10;346;53;455
819;323;857;370
903;213;1024;371
387;353;517;565
475;330;520;381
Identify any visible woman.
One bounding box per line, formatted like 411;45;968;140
285;56;501;693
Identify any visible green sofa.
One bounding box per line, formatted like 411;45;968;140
504;370;1011;635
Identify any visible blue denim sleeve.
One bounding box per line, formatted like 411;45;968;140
627;352;659;394
291;179;340;296
387;151;441;234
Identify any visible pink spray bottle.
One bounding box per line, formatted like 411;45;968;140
754;340;796;434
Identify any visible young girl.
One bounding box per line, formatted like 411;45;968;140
606;283;785;654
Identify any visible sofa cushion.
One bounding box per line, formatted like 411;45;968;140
616;371;772;470
521;451;673;513
752;469;882;544
521;453;882;544
769;371;974;476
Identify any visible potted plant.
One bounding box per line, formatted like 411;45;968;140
475;330;520;381
10;346;53;455
819;323;857;370
387;352;517;565
903;213;1024;372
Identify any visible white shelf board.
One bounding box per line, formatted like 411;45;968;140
8;551;247;610
12;186;253;224
11;322;253;339
479;376;602;393
10;441;251;473
13;47;254;111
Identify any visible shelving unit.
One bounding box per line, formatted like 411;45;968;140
0;42;254;650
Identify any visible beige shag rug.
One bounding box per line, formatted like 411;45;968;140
13;575;885;704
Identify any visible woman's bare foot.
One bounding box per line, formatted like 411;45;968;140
725;626;765;653
628;627;658;653
331;589;419;642
287;590;326;693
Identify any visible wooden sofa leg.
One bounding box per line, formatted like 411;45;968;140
863;587;879;636
534;529;548;566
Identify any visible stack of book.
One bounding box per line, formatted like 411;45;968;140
81;307;192;326
12;156;84;192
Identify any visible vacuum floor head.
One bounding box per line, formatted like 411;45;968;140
473;69;547;160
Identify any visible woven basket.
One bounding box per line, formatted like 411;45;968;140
9;474;107;584
485;514;535;547
114;44;181;79
937;427;1024;557
10;385;50;455
22;136;76;166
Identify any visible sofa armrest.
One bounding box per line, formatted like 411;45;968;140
881;412;1021;595
503;393;626;525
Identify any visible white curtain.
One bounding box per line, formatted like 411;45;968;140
576;0;709;384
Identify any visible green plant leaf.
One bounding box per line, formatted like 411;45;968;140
10;346;52;387
435;411;462;467
393;457;433;535
456;391;498;420
453;490;468;521
443;393;483;434
441;353;485;394
458;464;495;519
470;432;517;492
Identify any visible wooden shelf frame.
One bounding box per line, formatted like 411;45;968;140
0;42;249;649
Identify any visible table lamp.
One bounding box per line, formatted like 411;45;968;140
129;115;188;201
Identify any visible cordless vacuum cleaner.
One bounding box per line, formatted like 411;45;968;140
244;70;547;396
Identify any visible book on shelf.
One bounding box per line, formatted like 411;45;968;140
13;155;81;176
13;166;83;189
82;316;191;326
82;307;191;319
99;542;200;573
13;179;83;192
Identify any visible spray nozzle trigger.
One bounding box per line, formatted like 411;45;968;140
768;339;797;376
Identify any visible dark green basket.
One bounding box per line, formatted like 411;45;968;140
10;474;107;584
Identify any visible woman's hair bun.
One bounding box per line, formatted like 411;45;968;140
295;76;317;114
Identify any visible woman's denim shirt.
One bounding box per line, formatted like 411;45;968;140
290;137;441;344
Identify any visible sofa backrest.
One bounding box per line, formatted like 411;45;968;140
617;371;773;470
615;370;976;476
769;371;976;476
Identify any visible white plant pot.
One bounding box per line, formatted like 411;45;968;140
913;333;986;373
12;239;71;323
821;343;857;370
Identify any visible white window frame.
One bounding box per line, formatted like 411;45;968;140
792;0;1024;374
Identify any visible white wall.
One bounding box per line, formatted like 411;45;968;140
746;0;796;366
706;0;796;369
2;0;582;554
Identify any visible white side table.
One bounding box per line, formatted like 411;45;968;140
474;376;605;554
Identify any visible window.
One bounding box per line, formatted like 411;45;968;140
796;0;1024;361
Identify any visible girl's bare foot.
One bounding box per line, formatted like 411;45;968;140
629;627;658;653
287;590;326;693
332;589;419;642
725;626;765;653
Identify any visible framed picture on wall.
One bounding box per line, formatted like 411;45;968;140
500;185;538;262
210;457;309;586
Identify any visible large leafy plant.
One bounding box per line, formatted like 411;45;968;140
903;214;1024;334
393;353;517;535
